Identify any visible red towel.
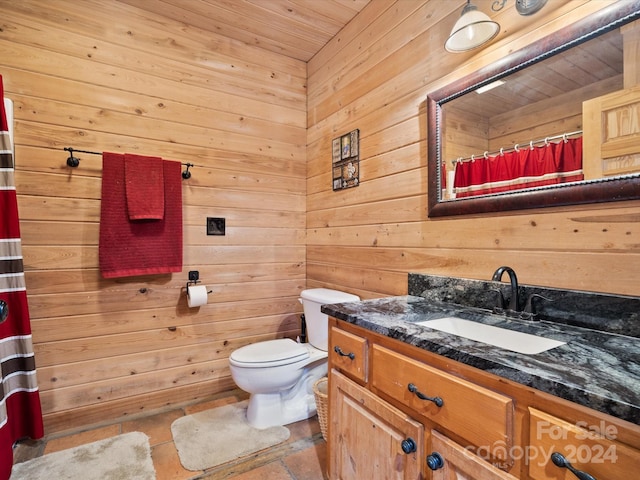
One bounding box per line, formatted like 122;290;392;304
99;152;183;278
125;153;164;220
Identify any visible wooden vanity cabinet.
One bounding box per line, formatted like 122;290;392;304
328;319;518;479
327;318;640;480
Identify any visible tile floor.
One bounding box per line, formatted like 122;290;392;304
13;389;328;480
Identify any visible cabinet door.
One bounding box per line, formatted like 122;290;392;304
528;408;640;480
329;369;423;480
427;430;519;480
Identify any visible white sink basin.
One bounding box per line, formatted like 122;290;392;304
417;317;566;354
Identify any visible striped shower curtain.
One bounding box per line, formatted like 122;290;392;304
0;75;44;479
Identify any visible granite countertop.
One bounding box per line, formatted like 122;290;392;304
322;295;640;425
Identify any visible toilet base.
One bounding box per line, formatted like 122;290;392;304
245;361;327;429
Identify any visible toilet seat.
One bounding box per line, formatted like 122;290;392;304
229;338;309;368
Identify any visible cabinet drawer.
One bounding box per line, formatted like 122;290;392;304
330;327;368;382
528;408;640;480
426;430;518;480
372;344;513;459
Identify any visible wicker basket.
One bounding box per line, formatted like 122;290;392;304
313;376;329;441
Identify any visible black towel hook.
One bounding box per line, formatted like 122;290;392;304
182;163;193;179
64;147;80;168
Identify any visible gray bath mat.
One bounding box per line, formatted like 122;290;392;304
11;431;155;479
171;400;290;471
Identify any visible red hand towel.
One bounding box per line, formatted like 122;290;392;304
100;153;183;278
125;153;164;220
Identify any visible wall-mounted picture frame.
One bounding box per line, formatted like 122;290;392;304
332;129;359;190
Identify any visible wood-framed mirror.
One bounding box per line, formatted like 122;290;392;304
427;1;640;218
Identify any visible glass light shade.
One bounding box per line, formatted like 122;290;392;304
445;4;500;53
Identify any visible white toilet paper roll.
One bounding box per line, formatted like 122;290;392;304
187;285;208;308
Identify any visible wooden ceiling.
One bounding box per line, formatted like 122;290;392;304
119;0;371;62
119;0;624;110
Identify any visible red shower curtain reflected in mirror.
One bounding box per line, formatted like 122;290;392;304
453;137;583;198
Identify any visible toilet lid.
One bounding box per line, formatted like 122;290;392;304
230;338;310;367
300;288;360;303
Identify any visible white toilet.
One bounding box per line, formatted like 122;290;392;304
229;288;360;429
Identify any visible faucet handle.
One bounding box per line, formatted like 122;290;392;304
490;288;505;314
522;294;552;319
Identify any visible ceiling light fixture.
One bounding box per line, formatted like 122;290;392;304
445;0;548;53
445;0;500;53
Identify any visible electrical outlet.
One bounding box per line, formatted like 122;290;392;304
207;217;225;235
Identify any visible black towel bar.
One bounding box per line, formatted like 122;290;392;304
63;147;195;179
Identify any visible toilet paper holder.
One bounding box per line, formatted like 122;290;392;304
186;271;212;294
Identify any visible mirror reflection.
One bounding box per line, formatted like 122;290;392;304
427;3;640;217
441;27;637;200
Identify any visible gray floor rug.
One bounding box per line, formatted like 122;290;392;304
10;431;155;480
171;400;290;471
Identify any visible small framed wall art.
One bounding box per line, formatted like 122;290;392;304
332;129;359;191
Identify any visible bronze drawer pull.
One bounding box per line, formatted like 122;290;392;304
334;345;355;360
401;437;416;454
408;383;444;407
426;452;444;470
551;452;597;480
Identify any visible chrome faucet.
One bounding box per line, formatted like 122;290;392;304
491;266;519;312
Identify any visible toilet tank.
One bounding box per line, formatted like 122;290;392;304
300;288;360;351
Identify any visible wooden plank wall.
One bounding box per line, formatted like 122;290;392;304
2;0;639;438
307;0;640;300
1;0;306;434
